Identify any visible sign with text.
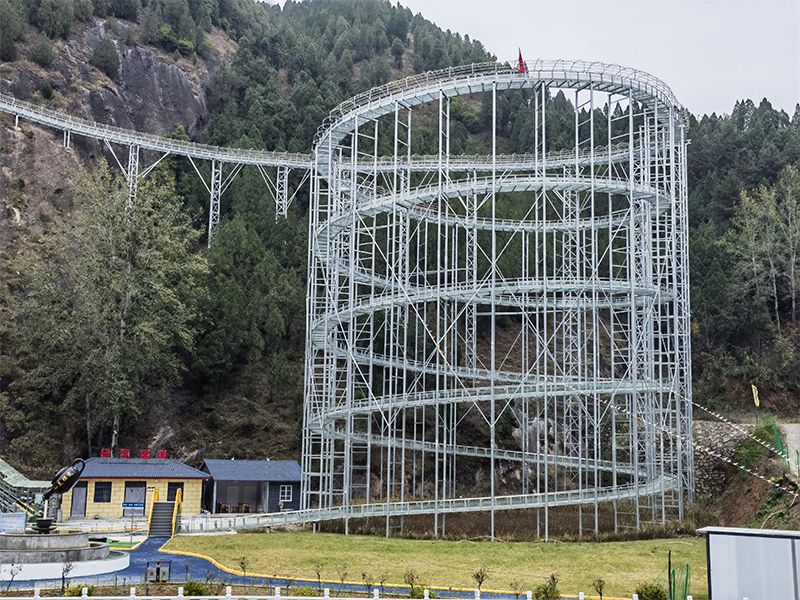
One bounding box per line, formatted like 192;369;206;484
0;512;26;532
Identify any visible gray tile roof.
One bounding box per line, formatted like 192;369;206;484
80;458;208;479
201;459;301;482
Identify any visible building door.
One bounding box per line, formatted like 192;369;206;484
167;482;183;501
123;481;146;517
71;482;87;518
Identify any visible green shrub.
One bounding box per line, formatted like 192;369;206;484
64;586;95;596
183;581;211;596
634;582;667;600
175;38;194;56
409;589;435;599
292;587;319;597
39;81;53;100
30;35;54;67
74;0;93;21
90;38;119;79
197;37;213;57
0;35;17;62
734;420;774;470
531;574;559;600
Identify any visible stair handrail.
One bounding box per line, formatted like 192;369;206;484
0;476;37;516
170;487;183;537
146;487;159;534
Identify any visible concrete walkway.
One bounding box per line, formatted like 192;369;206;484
780;423;800;475
6;537;526;600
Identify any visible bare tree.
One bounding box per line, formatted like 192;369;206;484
509;579;526;600
61;562;74;594
777;166;800;321
378;572;389;596
239;556;249;587
730;189;779;329
472;565;489;591
403;569;420;592
314;562;325;591
361;572;375;596
5;563;22;591
593;578;606;600
336;563;349;597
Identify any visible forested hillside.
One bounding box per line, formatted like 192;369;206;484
0;0;493;474
1;0;799;476
689;101;800;414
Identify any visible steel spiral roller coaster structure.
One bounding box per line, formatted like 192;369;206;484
0;58;693;538
303;59;693;539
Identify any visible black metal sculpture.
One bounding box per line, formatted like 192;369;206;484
43;458;85;500
31;459;86;533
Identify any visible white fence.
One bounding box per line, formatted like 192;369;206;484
0;587;697;600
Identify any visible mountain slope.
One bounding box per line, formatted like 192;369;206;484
0;0;495;475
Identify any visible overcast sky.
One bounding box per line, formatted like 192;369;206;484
393;0;799;116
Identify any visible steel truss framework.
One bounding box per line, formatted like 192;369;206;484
0;93;311;244
304;60;693;539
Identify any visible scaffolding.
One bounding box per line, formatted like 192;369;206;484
303;60;693;538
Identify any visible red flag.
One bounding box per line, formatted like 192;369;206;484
518;48;526;74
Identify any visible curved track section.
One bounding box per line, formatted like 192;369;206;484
1;90;648;243
303;59;693;538
0;92;310;167
0;92;312;240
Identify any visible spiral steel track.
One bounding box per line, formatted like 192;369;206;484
303;59;692;539
0;60;692;536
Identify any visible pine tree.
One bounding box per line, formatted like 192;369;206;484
30;34;54;67
390;36;403;68
9;165;207;453
0;0;25;61
90;38;119;79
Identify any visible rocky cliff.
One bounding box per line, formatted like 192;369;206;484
0;18;235;252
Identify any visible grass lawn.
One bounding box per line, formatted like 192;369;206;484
108;539;140;549
166;532;707;598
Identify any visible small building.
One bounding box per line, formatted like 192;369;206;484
699;526;800;600
201;459;301;514
61;457;208;520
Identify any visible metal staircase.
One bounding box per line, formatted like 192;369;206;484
0;457;47;516
148;501;176;537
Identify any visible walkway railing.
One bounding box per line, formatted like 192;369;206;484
314;59;684;149
0;93;310;168
2;587;693;600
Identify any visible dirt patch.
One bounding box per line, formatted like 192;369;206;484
712;456;800;529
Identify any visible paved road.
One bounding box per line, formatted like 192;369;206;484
780;423;800;475
7;537;527;600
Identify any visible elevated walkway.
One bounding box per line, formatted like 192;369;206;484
0;457;47;515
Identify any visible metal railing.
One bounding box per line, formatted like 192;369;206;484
314;59;685;149
179;476;675;533
0;93;311;168
0;589;669;600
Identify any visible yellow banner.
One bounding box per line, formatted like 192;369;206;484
752;384;760;408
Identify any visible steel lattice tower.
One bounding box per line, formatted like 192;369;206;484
303;60;692;539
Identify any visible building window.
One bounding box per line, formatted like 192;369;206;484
279;485;292;504
93;481;112;503
167;482;184;501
